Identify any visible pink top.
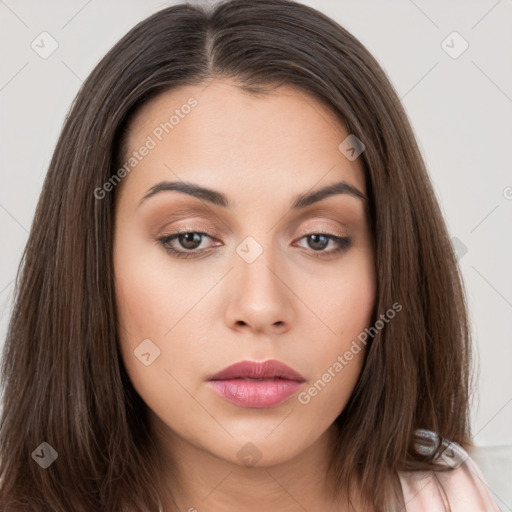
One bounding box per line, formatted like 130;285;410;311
398;447;502;511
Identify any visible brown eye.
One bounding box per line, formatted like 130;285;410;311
307;234;329;250
176;232;203;250
157;229;220;258
295;233;352;257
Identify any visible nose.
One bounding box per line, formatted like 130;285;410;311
224;243;294;336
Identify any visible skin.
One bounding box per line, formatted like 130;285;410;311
113;79;376;512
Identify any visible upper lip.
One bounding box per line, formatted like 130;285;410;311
208;359;306;382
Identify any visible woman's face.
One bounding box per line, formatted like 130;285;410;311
113;79;376;468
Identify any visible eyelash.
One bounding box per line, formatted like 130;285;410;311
156;227;352;259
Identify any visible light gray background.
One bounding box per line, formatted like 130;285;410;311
1;0;511;507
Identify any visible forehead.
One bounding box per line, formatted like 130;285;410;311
119;79;366;203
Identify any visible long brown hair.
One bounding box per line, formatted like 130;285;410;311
0;0;473;510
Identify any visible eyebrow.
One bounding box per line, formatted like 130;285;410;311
138;180;367;209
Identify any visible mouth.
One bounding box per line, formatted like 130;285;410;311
207;359;306;382
206;359;306;408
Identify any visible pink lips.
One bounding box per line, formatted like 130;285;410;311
207;359;306;408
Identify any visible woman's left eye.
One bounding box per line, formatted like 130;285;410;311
294;233;352;256
156;230;352;259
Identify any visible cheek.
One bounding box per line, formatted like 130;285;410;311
295;251;375;410
303;244;376;340
298;350;365;422
113;231;218;401
113;229;212;342
295;298;371;421
113;261;192;420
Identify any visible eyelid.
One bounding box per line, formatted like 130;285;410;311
294;222;348;239
160;220;347;239
168;224;218;236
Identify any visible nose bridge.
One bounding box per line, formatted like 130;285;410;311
235;234;282;298
225;233;293;332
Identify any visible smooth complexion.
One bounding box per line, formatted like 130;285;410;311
113;79;376;511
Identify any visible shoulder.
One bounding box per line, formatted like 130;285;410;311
398;434;502;511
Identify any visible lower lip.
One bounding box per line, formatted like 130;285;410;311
207;378;303;408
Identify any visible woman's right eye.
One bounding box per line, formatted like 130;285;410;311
157;230;219;258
